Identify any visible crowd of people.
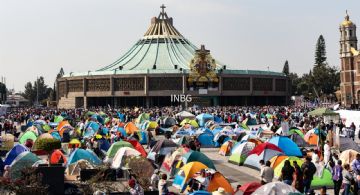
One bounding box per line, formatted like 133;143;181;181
0;105;359;195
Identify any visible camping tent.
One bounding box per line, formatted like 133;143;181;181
32;133;54;150
269;155;289;169
4;144;29;165
0;134;14;151
244;143;283;170
311;168;334;187
107;140;134;158
66;159;94;176
207;172;233;194
147;139;177;161
175;111;196;120
252;181;299;195
172;161;208;192
19;130;37;144
181;151;216;170
180;118;199;128
67;149;102;165
68;138;81;148
237;182;262;195
268;136;302;156
196;113;214;127
50;149;67;164
127;139;147;157
10;151;40;180
219;141;234;156
228;142;256;165
273;156;303;178
111;147;141;169
160;147;190;175
124;122;139;135
197;131;215;148
304;129;319;146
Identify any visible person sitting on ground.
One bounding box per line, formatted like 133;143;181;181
150;169;160;191
128;178;144;195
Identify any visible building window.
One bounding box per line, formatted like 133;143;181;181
349;30;353;37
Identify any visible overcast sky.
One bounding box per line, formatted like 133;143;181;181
1;0;360;91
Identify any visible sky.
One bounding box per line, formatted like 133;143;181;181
0;0;360;91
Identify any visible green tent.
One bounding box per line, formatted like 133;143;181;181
106;140;134;158
19;131;38;144
181;151;216;170
54;115;64;123
274;156;303;178
311;168;334;187
308;108;339;117
10;151;40;180
289;128;304;138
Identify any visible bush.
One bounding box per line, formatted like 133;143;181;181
35;138;61;153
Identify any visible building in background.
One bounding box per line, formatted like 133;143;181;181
339;11;360;107
57;5;290;109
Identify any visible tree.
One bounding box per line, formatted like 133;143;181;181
282;60;290;75
315;35;327;67
22;77;52;105
0;82;6;103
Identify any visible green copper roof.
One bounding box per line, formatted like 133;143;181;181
63;5;285;78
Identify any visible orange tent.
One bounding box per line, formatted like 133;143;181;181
57;121;73;137
219;141;234;156
207;172;234;194
50;149;67;164
306;134;318;145
269;155;288;168
124;122;138;135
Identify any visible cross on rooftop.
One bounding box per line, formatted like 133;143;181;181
161;4;166;14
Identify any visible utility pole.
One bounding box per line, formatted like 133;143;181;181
36;76;39;106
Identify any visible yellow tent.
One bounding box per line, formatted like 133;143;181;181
173;162;208;190
269;155;288;169
180;119;199;128
0;134;14;151
69;138;81;148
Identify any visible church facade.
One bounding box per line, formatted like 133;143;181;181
339;12;360;107
57;5;290;109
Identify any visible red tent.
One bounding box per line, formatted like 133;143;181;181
248;142;282;156
238;182;261;195
127;139;147;157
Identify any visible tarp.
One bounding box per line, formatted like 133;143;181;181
19;130;37;144
175;111;195;120
106;140;134;158
10;151;40;180
67;149;102;165
340;149;359;166
172;161;208;191
268;136;302;157
111;147;141;169
308;108;339;116
4;144;29;165
50;149;67;164
252;181;299;195
181;151;216;170
228;142;256;165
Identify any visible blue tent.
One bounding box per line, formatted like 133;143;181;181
214;116;223;123
117;112;125;122
117;127;128;137
268;136;302;157
4;144;29;165
188;191;211;195
50;131;61;140
137;131;148;144
196;113;214;127
67;149;102;166
98;138;110;151
197;132;215;148
211;127;223;136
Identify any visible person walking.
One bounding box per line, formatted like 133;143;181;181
351;153;360;194
158;173;169;195
280;160;294;185
260;161;274;185
332;160;342;195
323;140;331;165
343;164;353;195
301;157;317;194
